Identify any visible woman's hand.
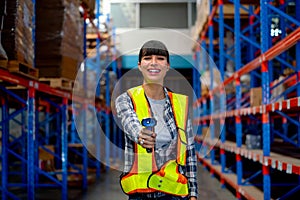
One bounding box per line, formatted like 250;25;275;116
138;128;156;149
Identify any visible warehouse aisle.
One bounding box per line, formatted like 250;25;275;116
78;165;236;200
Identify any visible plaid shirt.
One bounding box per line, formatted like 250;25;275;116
115;87;198;199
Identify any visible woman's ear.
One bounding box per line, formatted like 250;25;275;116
166;63;170;71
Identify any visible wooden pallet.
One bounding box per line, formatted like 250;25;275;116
39;77;75;91
7;60;39;79
0;59;8;69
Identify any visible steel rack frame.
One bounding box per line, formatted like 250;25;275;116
193;0;300;199
0;0;121;199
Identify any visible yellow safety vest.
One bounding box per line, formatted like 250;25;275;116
120;85;189;196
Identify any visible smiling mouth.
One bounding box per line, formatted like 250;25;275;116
148;69;161;73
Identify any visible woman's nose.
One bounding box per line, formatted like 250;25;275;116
150;56;157;64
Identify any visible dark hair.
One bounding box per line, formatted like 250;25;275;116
138;40;169;63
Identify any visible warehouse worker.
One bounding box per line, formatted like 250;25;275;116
115;40;198;200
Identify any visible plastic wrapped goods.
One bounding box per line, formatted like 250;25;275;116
1;0;34;66
35;0;83;80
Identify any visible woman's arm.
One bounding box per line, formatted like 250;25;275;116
115;92;143;143
185;118;198;199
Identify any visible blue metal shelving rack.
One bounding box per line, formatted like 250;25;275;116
0;0;121;199
194;0;300;199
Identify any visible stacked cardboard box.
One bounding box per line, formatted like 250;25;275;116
35;0;83;80
1;0;34;66
250;87;262;107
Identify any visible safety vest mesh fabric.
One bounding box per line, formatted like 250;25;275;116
120;86;189;196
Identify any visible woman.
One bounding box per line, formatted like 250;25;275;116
115;40;198;200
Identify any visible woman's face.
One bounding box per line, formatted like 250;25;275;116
138;54;170;85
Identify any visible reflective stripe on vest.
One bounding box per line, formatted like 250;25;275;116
120;86;189;196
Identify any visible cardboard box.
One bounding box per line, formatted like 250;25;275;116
1;0;34;66
250;87;262;107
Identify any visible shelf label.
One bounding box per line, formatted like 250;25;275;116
248;152;251;159
253;153;257;162
260;106;263;114
264;157;268;166
260;155;263;163
279;101;282;111
278;161;282;171
286;164;292;174
272;160;276;168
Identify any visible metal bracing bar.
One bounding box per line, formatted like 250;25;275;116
35;168;62;186
272;129;298;147
0;86;27;104
223;53;235;63
222;22;234;33
274;56;296;70
219;27;300;89
242;170;262;185
272;83;298;102
278;184;300;200
37;112;60;128
239;34;260;49
242;21;260;35
267;4;300;27
275;111;300;127
0;107;26;126
38;145;61;161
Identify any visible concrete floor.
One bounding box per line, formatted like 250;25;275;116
76;165;236;200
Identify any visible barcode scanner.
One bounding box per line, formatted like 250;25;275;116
141;118;157;153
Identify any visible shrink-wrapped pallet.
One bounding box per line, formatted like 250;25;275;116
0;0;34;66
35;0;83;80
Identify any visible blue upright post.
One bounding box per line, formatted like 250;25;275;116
234;0;243;193
278;0;286;78
201;38;208;157
45;104;50;144
208;0;215;165
82;5;88;191
260;1;271;199
249;6;257;88
193;42;201;155
105;70;111;170
27;87;35;200
95;109;101;178
218;0;226;175
82;103;88;190
22;111;27;184
1;98;8;200
96;0;101;69
295;0;300;148
61;98;68;200
32;0;36;67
